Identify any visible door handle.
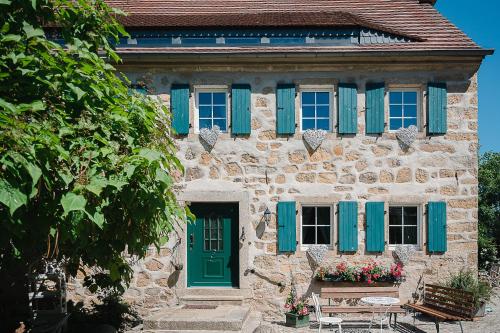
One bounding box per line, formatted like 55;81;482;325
189;233;194;249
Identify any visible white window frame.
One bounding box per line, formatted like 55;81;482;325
299;86;335;133
387;87;422;132
194;85;229;134
300;204;334;250
388;204;422;250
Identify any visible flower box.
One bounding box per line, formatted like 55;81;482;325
316;280;400;287
315;261;405;285
285;312;310;328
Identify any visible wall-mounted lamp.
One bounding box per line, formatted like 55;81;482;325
263;207;272;225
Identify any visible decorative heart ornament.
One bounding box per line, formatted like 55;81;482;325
396;125;418;148
199;125;220;148
303;129;327;151
394;245;415;266
307;244;329;266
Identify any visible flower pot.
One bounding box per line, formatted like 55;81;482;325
285;312;310;328
474;302;486;318
317;281;399;287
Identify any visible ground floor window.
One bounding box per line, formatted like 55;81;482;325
389;206;419;246
301;205;332;247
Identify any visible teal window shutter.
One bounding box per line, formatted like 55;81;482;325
276;84;296;135
231;84;251;135
170;84;190;135
427;202;447;253
365;83;385;134
338;201;358;252
277;201;296;252
427;82;447;135
365;202;385;252
338;83;358;134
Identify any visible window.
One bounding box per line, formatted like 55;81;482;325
301;206;332;246
196;90;228;132
389;90;418;130
204;217;223;251
301;91;332;131
389;206;419;246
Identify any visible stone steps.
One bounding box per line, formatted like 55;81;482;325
143;305;252;332
177;288;252;306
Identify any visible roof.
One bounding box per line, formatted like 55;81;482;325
106;0;491;55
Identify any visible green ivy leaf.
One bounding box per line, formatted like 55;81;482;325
22;21;44;39
61;193;87;216
138;148;161;161
67;83;86;101
91;212;105;229
2;34;21;42
0;180;28;215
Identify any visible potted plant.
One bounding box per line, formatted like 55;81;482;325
284;285;309;328
444;269;493;317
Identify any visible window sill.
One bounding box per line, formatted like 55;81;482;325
300;245;334;252
388;245;422;252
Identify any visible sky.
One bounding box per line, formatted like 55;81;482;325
436;0;499;153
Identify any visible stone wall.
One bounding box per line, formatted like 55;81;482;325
69;62;480;319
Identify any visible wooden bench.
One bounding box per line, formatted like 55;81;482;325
320;286;405;325
405;284;476;333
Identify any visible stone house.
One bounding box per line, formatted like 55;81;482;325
72;0;493;326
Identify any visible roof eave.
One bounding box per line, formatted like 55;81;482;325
116;48;494;58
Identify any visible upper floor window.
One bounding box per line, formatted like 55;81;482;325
196;90;228;132
389;206;420;247
300;91;332;131
301;205;332;247
389;90;418;131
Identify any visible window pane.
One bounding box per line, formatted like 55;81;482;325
316;92;330;105
389;226;402;244
302;92;315;105
390;118;402;130
211;240;218;250
212;105;226;118
213;118;226;131
390;105;403;117
316;119;330;130
199;118;212;129
404;117;417;128
316;207;331;225
403;207;418;225
403;91;417;104
316;105;330;118
199;105;212;118
404;226;418;245
211;228;218;239
302;226;315;244
404;104;417;118
302;207;315;225
302;119;315;130
389;207;403;225
389;91;403;104
212;92;226;105
317;226;331;245
302;106;315;118
199;92;212;105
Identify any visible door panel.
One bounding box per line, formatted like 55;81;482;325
187;203;239;287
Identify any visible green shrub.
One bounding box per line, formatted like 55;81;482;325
445;270;493;308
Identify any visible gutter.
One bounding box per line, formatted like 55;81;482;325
117;48;494;61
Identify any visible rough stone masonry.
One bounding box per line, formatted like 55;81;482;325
69;61;480;320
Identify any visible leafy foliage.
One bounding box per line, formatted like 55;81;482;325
0;0;187;292
445;269;493;308
478;152;500;269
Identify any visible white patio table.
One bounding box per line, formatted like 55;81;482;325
361;296;400;333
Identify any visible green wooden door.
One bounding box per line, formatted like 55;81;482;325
187;203;239;287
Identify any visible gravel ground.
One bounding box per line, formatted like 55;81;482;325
263;289;500;333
